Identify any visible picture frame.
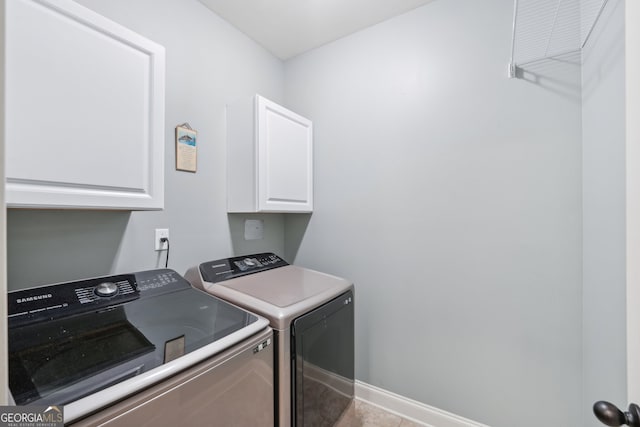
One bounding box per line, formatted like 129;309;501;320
175;124;197;172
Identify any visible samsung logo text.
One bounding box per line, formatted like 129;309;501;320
16;294;53;304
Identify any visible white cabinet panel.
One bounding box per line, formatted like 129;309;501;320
5;0;165;209
258;97;312;211
228;95;313;213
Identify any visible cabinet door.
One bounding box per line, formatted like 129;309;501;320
5;0;165;210
256;96;313;212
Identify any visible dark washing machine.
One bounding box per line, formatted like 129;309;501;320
185;253;354;427
7;269;274;425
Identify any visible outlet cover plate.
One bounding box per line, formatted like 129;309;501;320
155;228;169;251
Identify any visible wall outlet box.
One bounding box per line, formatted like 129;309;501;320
244;219;264;240
155;228;169;251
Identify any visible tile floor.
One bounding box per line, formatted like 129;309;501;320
335;399;426;427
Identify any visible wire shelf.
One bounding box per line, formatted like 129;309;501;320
509;0;609;77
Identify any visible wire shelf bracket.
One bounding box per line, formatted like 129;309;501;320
508;0;610;78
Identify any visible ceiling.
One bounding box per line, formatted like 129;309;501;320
198;0;435;60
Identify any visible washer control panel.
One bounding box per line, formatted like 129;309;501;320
8;269;188;327
199;252;289;284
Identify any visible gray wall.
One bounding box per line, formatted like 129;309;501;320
283;0;583;426
5;1;624;426
7;0;286;290
582;0;627;425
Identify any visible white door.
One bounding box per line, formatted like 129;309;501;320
0;0;7;405
593;1;640;425
625;0;640;412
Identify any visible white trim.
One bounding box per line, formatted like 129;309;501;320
0;0;7;405
626;0;640;404
355;381;490;427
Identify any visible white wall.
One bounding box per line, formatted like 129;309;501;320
284;0;583;426
6;0;286;290
626;0;640;406
0;0;7;405
4;2;626;426
582;0;627;425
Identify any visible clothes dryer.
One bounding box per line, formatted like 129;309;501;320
185;253;354;427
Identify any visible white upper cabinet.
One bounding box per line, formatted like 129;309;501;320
5;0;165;210
227;95;313;213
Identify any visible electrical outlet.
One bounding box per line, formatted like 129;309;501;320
155;228;169;251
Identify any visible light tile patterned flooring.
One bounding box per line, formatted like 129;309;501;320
335;399;426;427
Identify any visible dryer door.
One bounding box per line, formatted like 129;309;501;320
292;290;354;426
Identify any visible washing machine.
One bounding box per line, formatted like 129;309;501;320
185;253;354;427
7;269;274;426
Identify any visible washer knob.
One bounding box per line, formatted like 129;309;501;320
95;282;118;297
244;258;256;267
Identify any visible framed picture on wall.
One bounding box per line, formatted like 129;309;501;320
175;124;197;172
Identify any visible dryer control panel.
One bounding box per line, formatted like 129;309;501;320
199;252;288;284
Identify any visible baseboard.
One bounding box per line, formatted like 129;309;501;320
354;381;490;427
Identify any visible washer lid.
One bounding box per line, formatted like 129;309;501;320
222;266;338;307
8;269;266;416
202;265;353;328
